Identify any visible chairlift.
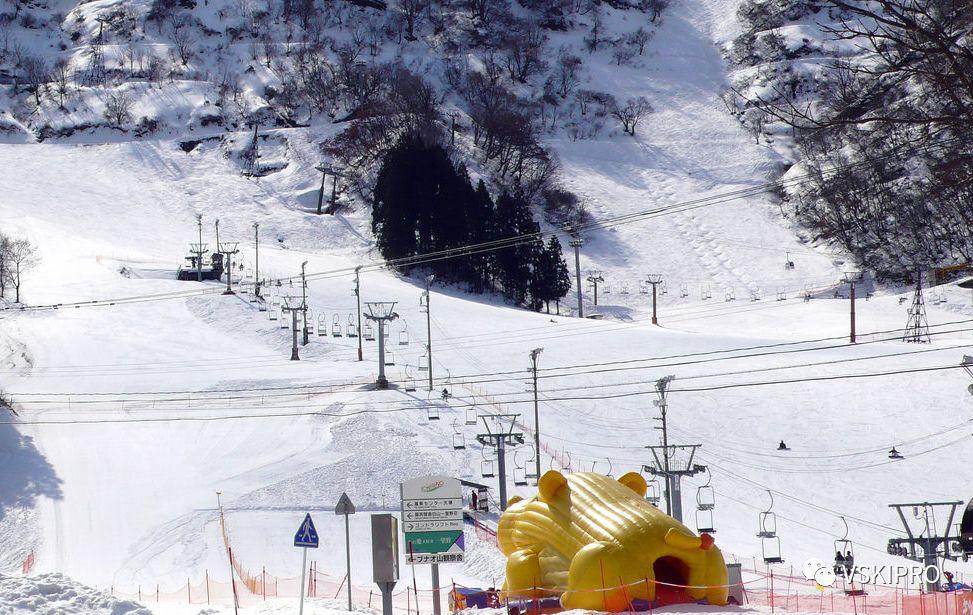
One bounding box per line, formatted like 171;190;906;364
465;404;478;425
427;403;440;421
347;314;357;337
784;252;795;270
701;285;712;300
364;322;375;341
524;445;539;480
481;448;496;478
645;478;661;506
404;366;417;392
776;289;786;301
750;288;761;302
382;322;390;337
452;419;465;449
399;326;410;346
280;311;289;328
513;450;528;486
777;440;790;451
589;457;613;477
680;284;689;298
695;468;716;534
418;351;429;370
620;282;631;295
833;517;856;577
639;281;649;295
269;308;278;321
332;314;343;337
385;346;395;366
724;290;735;302
757;491;784;564
305;310;314;334
888;446;904;460
661;281;668;295
603;282;612;294
318;314;328;336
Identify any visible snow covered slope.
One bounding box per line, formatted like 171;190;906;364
1;0;972;610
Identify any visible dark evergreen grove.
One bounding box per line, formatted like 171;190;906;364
372;135;571;310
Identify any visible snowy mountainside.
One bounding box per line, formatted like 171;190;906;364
2;0;973;610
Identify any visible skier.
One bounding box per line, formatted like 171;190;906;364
471;489;478;511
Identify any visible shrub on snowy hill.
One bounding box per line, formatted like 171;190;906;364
727;0;973;281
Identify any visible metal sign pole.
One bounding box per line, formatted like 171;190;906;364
345;512;352;611
431;563;441;615
298;546;308;615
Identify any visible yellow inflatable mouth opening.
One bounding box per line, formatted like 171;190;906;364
653;556;691;605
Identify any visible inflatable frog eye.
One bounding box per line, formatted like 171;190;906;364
538;469;568;502
617;471;647;497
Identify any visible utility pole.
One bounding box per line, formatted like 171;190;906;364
215;219;220;257
354;266;363;361
475;415;524;511
646;274;664;325
300;261;309;346
195;214;205;282
422;275;436;391
843;271;864;343
529;348;543;482
220;242;239;295
315;166;328;215
586;272;604;306
904;268;931;343
252;222;261;298
364;302;399;389
282;297;301;361
643;376;704;522
887;501;963;592
570;238;584;318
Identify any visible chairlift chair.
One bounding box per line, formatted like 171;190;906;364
757;491;784;563
620;282;631;295
645;478;661;506
346;314;357;337
332;314;343;337
525;446;539;480
680;284;689;298
452;420;465;449
784;252;795;270
513;450;529;486
465;405;478;425
364;322;375;341
888;446;904;460
427;404;440;421
661;281;668;295
639;281;649;295
725;290;735;302
305;310;314;335
280;311;289;328
750;289;761;302
318;314;328;336
481;454;496;478
385;346;395;366
383;322;390;337
604;282;612;294
406;376;417;392
399;327;409;346
269;308;278;321
833;517;856;577
695;469;716;533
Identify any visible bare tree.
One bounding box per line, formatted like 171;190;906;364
504;20;548;83
51;58;72;109
7;238;38;303
552;52;582;98
0;232;9;299
104;90;133;127
170;22;196;65
19;54;48;106
611;43;636;66
400;0;425;40
629;26;651;55
610;96;652;135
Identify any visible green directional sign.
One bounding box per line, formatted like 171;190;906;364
404;530;463;553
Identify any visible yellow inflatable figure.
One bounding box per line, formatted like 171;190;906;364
497;470;728;611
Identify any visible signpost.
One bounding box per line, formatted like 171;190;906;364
335;492;357;611
372;514;400;615
293;513;319;615
401;476;464;615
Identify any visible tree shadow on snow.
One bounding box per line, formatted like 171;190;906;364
0;422;63;520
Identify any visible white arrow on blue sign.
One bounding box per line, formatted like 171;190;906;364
294;513;319;548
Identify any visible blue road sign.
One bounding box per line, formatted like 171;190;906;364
294;513;319;548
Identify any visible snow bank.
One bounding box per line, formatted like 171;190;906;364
0;572;150;614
